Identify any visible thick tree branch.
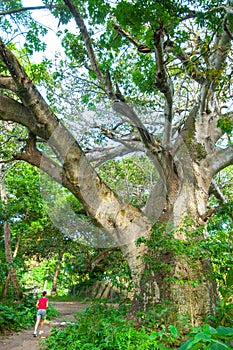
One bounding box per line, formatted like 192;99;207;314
0;94;38;131
198;13;233;118
153;25;174;147
62;0;105;84
13;133;72;191
0;39;152;265
210;14;233;71
0;37;59;139
0;75;18;92
86;142;144;167
112;100;162;152
204;145;233;177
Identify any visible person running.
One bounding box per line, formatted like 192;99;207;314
33;291;49;337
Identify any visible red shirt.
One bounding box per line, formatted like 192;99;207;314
38;297;48;310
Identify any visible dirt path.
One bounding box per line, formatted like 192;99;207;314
0;301;88;350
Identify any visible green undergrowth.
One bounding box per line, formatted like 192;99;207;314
0;296;58;334
178;324;233;350
40;301;233;350
0;297;35;333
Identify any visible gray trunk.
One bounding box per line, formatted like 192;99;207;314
129;164;217;324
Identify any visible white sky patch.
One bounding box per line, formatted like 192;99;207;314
21;0;64;61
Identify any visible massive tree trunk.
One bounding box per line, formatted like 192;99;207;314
130;155;219;324
154;181;217;326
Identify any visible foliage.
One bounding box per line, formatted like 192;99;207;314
0;296;36;333
0;295;58;334
139;221;206;276
68;247;131;292
209;299;233;330
5;162;43;220
206;201;233;328
207;203;233;297
45;302;59;320
0;162;85;295
177;324;233;350
138;215;233;327
217;118;233;139
1;161;131;297
209;167;233;204
41;301;233;349
42;302;180;350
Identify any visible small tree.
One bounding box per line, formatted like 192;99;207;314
0;164;22;300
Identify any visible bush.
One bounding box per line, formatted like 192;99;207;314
0;297;35;333
42;301;233;350
42;302;180;350
0;295;58;333
45;303;59;320
178;324;233;350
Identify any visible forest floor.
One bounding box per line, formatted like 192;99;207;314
0;301;88;350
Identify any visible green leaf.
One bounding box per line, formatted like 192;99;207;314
203;324;217;334
178;339;199;350
215;327;233;337
206;339;232;349
194;332;211;341
168;324;179;339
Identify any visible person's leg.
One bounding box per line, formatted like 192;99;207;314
34;316;41;335
39;319;44;332
39;310;46;334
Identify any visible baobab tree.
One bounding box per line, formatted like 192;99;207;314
0;0;232;325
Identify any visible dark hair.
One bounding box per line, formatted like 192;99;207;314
42;291;47;296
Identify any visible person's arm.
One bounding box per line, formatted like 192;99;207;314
46;299;49;308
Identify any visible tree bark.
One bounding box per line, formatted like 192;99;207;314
2;273;11;300
3;222;23;300
51;251;64;297
2;233;22;300
138;163;218;325
0;164;23;300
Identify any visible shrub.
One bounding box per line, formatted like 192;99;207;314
0;297;35;333
0;296;58;333
178;324;233;350
42;302;180;350
42;301;233;350
46;303;59;320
